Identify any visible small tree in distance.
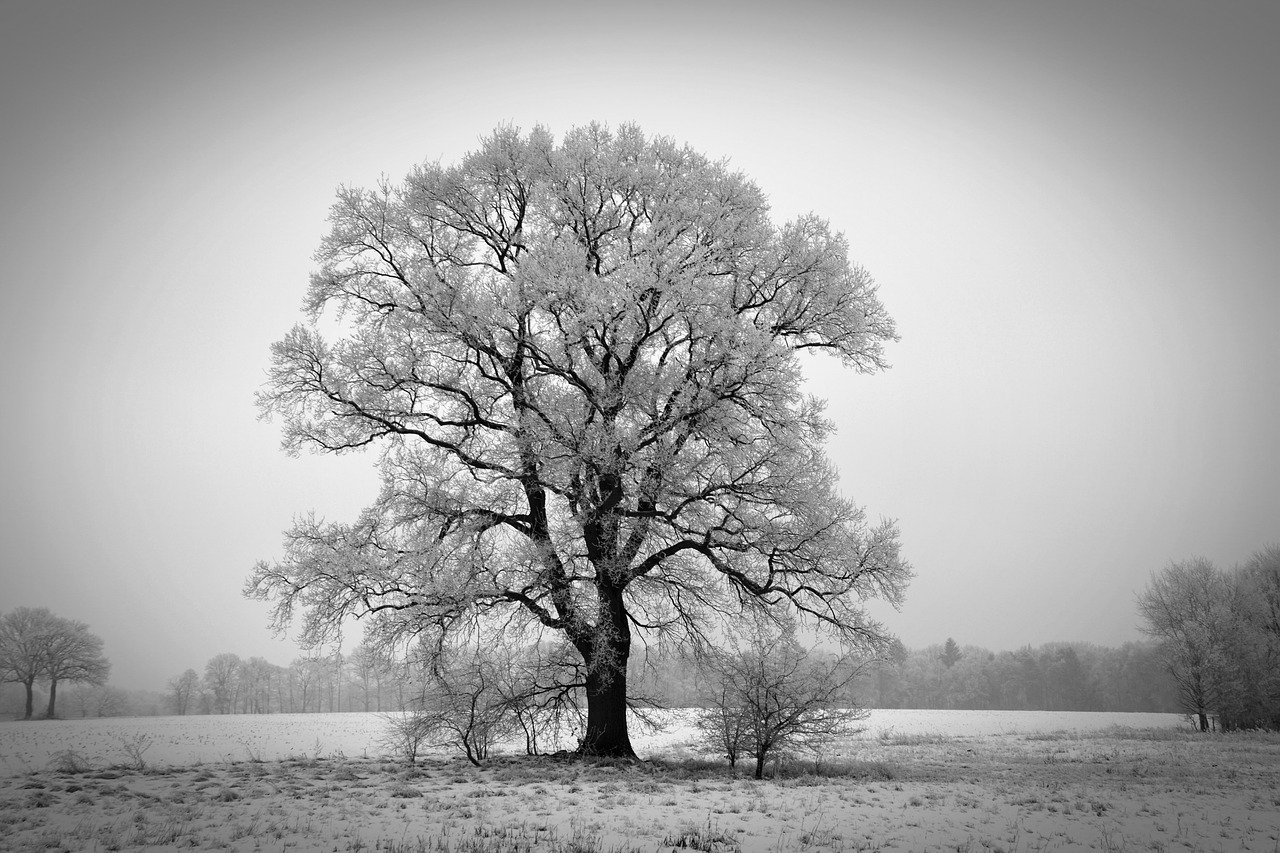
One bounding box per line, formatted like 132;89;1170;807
698;619;866;778
167;669;202;715
42;617;110;719
0;608;110;720
939;637;962;669
0;608;51;720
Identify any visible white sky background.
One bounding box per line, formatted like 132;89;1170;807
1;0;1276;691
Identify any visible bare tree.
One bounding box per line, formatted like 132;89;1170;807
1215;546;1280;730
248;122;910;756
1137;558;1228;731
410;642;522;766
347;642;378;712
499;639;585;755
0;609;109;720
167;668;201;715
203;653;241;715
42;617;110;719
0;607;53;720
699;620;865;778
90;685;130;718
698;671;751;770
236;657;277;714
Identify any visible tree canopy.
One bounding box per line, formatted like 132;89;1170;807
1138;547;1280;731
248;123;910;756
0;607;110;720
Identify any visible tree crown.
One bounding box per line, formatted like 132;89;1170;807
250;122;909;670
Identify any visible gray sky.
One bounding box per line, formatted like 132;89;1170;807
2;0;1276;691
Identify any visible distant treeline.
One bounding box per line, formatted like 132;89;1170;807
0;683;166;719
0;636;1177;720
630;639;1178;714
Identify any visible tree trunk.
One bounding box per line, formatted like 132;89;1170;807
754;753;767;779
580;653;636;757
576;583;637;758
1198;710;1209;732
45;678;58;719
22;678;35;720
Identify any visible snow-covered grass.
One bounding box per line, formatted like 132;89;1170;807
2;710;1276;852
0;709;1187;776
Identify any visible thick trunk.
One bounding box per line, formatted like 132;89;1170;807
45;678;58;719
576;583;637;758
754;753;766;779
580;655;636;757
23;679;35;720
1198;710;1209;732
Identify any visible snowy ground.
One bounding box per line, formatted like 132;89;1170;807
2;710;1277;852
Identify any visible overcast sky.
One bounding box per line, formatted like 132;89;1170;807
2;0;1276;691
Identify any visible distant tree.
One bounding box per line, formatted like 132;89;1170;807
1242;545;1280;640
167;669;201;715
698;620;865;778
1136;549;1280;731
41;617;110;718
204;653;241;715
347;642;380;712
939;638;962;669
289;655;331;712
1137;557;1226;731
0;608;109;720
1215;546;1280;730
237;656;278;714
247;122;909;756
320;651;344;712
90;685;131;717
1040;644;1093;711
0;607;54;719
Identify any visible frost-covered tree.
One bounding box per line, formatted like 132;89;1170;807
41;617;109;718
1216;546;1280;730
248;123;910;756
0;608;109;720
1138;549;1280;731
203;652;241;715
167;668;201;715
1138;557;1227;731
698;619;864;778
0;607;54;720
408;641;522;766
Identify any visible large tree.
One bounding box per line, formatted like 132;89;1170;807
1137;557;1228;731
0;608;110;720
0;607;54;720
248;123;910;756
41;616;109;719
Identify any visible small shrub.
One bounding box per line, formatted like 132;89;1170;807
118;733;153;770
378;711;436;765
661;818;741;853
48;749;94;774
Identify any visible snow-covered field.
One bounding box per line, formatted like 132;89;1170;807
2;709;1277;853
0;708;1189;775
